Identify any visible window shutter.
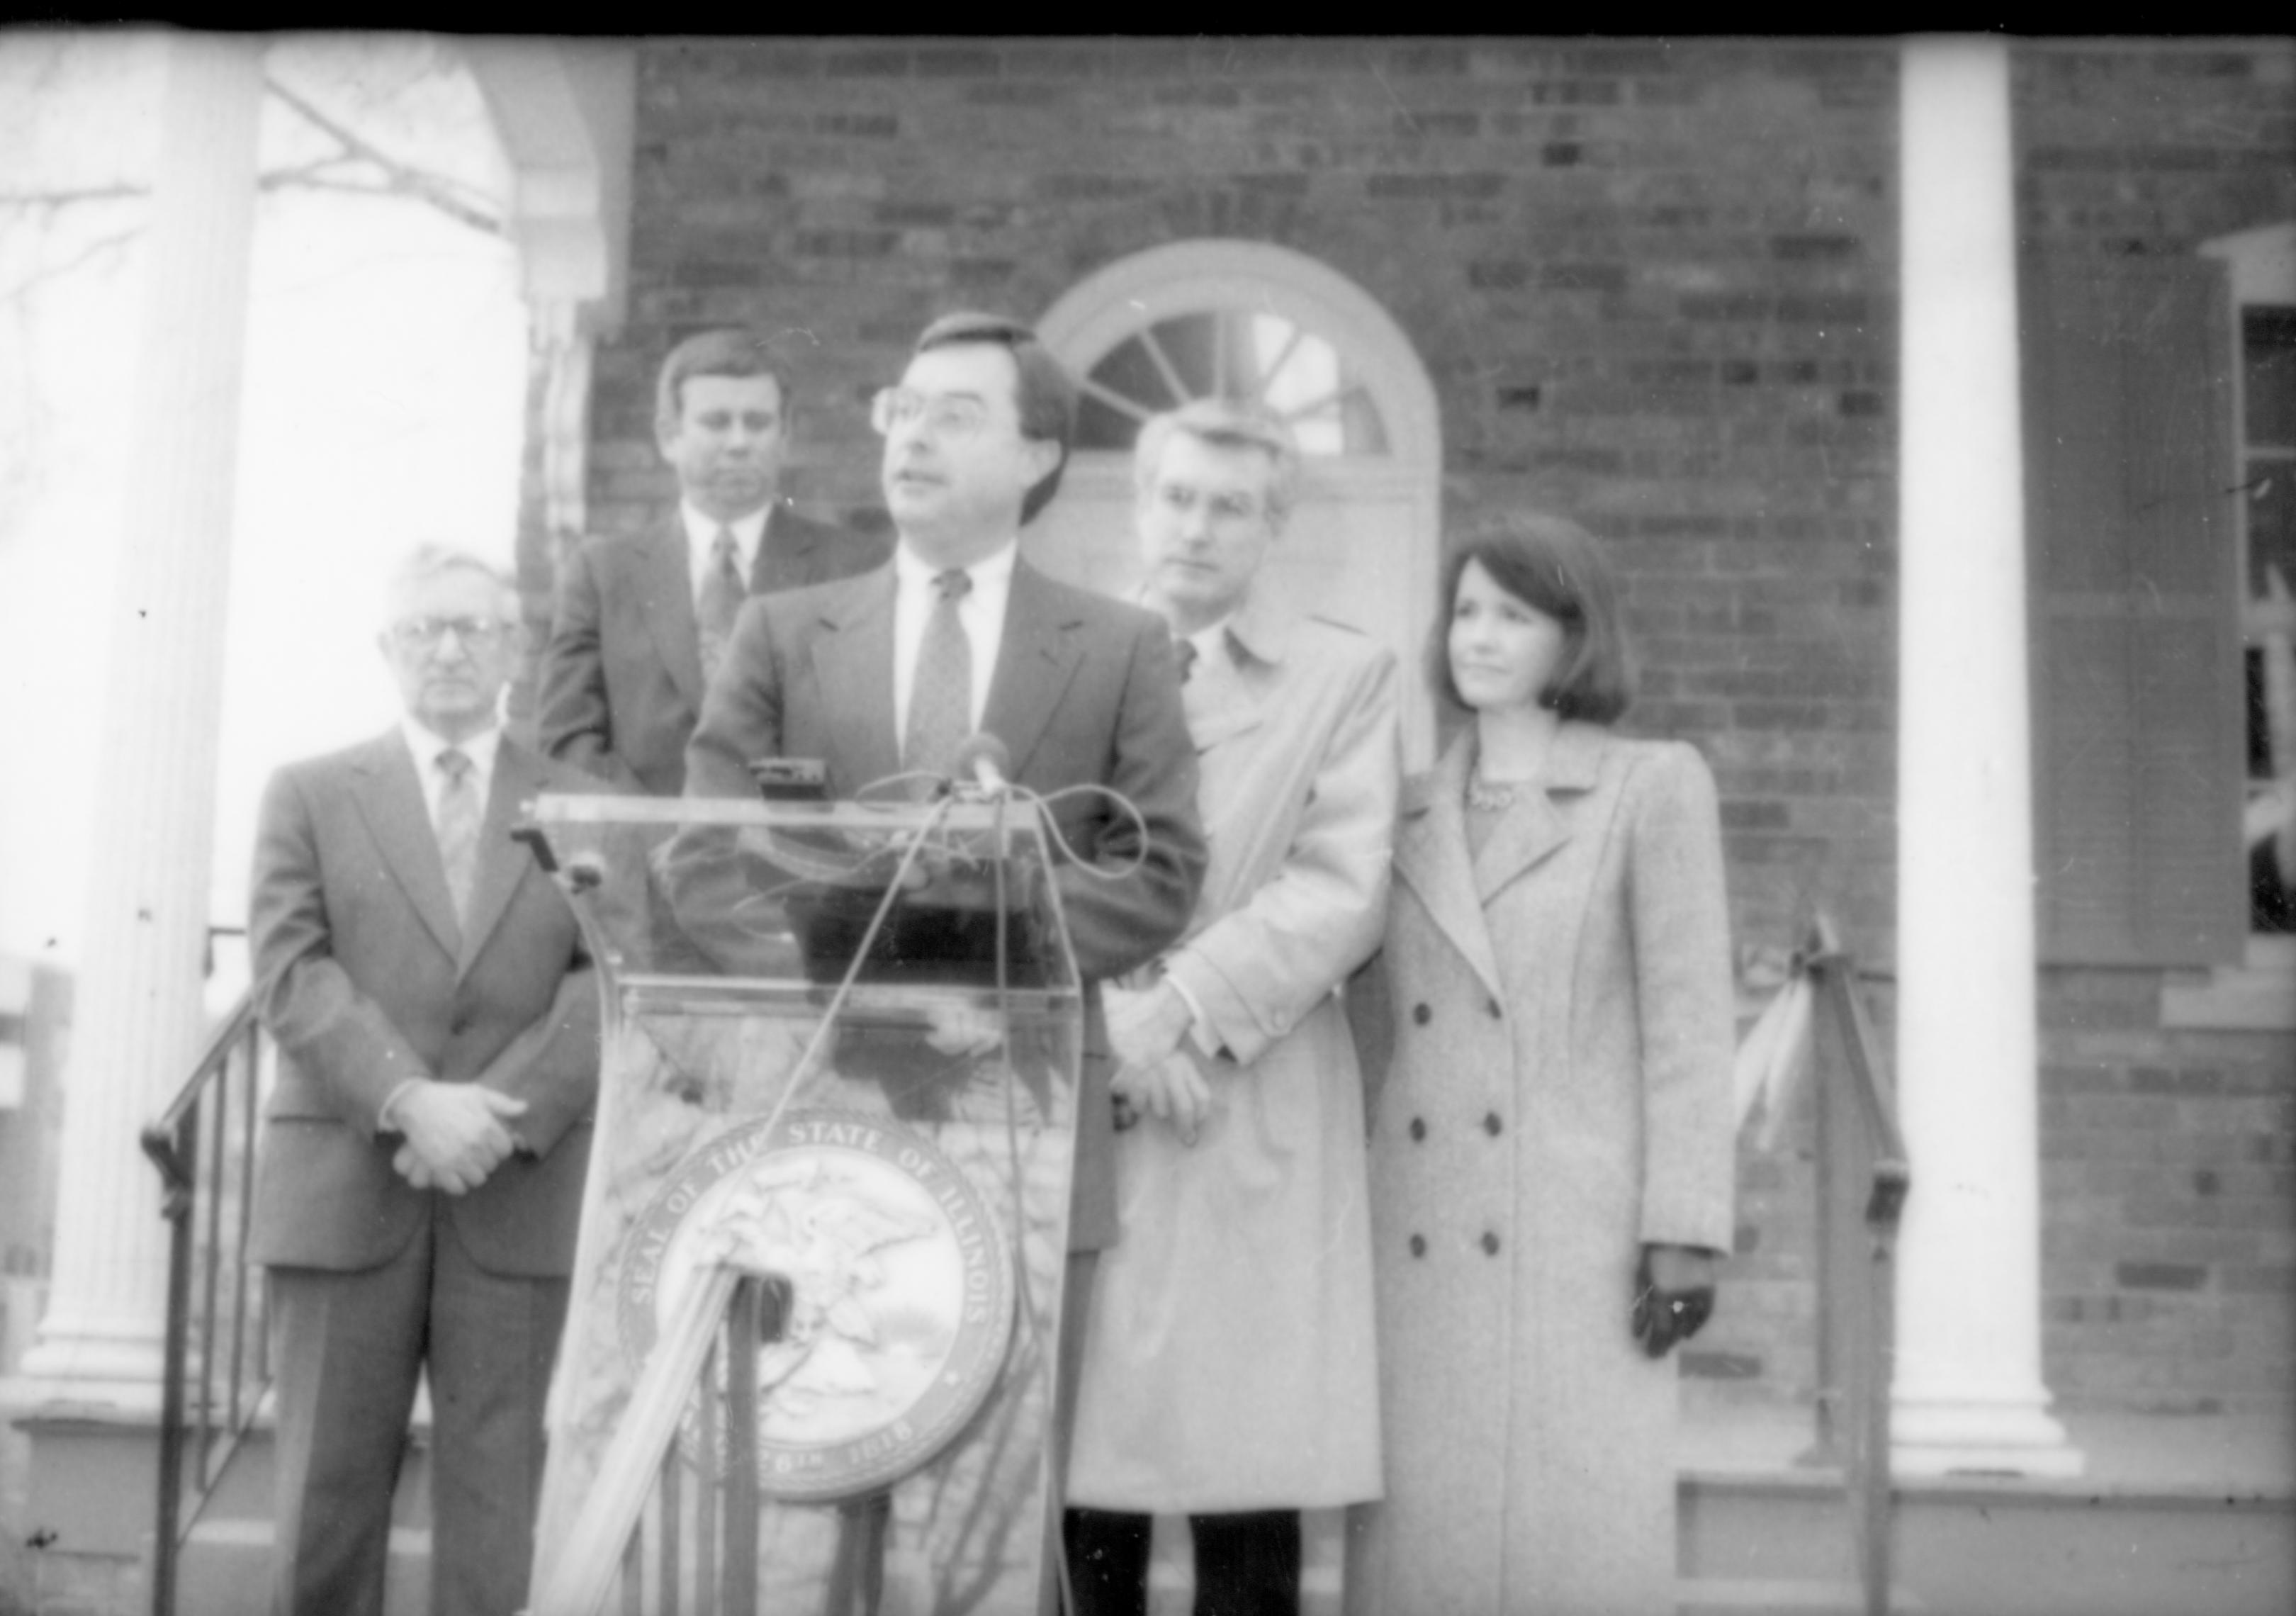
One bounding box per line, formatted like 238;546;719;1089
2025;255;2245;965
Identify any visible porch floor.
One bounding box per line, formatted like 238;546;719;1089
1677;1394;2296;1493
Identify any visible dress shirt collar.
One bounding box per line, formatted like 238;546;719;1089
680;500;772;587
892;535;1018;598
400;716;501;813
1162;583;1291;676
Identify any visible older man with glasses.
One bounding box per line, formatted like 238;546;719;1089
247;544;604;1616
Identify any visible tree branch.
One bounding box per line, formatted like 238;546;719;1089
0;223;142;303
0;183;147;209
0;71;506;254
263;72;502;237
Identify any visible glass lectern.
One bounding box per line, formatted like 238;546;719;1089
522;793;1083;1616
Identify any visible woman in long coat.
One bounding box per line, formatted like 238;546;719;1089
1344;514;1736;1616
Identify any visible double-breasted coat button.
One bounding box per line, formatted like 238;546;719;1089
1409;1235;1427;1258
1486;997;1503;1019
1412;1003;1432;1026
1483;1112;1503;1137
1409;1117;1427;1142
1481;1230;1502;1256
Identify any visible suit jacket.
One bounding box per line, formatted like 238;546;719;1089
682;559;1208;1248
247;730;602;1278
538;504;889;795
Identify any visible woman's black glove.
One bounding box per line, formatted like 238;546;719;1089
1631;1242;1718;1359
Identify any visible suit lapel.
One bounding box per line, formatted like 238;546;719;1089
753;503;812;593
1472;789;1571;904
812;568;903;788
985;562;1084;781
350;732;462;961
638;521;705;709
454;741;539;977
1187;595;1288;753
1471;722;1606;905
1394;736;1504;1004
1186;683;1263;753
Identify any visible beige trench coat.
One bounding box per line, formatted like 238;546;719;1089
1067;602;1398;1512
1344;723;1735;1616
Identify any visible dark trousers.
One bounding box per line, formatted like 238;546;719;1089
1064;1505;1302;1616
268;1211;568;1616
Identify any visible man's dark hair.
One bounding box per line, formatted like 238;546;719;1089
655;328;791;434
913;311;1077;525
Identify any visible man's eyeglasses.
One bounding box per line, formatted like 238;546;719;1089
871;387;994;442
389;616;513;651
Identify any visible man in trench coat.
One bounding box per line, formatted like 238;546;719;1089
1064;398;1397;1616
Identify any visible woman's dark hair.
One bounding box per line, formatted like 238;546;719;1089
1430;512;1635;725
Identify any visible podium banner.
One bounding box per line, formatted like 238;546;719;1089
524;795;1083;1616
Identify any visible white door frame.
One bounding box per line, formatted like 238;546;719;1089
1035;240;1445;763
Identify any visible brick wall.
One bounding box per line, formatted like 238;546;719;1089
592;35;2295;1411
2015;38;2296;1413
604;33;1900;947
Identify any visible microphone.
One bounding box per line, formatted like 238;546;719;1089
950;733;1013;801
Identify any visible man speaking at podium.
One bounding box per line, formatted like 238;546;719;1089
684;310;1208;1553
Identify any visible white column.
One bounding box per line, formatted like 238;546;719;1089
16;33;262;1400
1891;35;2081;1478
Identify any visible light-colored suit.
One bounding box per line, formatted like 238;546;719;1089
248;729;600;1616
539;505;889;795
682;557;1207;1252
1344;722;1736;1616
1067;602;1396;1513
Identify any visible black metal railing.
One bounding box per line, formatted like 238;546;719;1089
595;1273;909;1616
1799;914;1910;1616
142;989;273;1616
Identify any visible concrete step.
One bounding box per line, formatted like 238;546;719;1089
177;1520;432;1616
1677;1576;1925;1615
123;1403;2296;1616
167;1390;434;1615
1681;1464;2293;1616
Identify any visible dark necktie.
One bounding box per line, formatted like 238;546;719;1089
1174;635;1198;685
435;747;480;927
697;527;744;682
904;568;974;782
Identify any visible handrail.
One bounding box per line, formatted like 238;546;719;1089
141;989;274;1616
1798;913;1909;1616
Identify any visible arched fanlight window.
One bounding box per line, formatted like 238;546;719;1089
1074;310;1390;457
1037;240;1443;764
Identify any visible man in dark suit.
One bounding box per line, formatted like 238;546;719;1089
685;312;1206;1595
539;328;890;795
249;546;600;1616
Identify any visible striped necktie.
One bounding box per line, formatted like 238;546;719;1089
435;747;480;926
904;568;974;783
697;527;745;682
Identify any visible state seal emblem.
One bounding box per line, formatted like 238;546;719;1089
616;1109;1015;1501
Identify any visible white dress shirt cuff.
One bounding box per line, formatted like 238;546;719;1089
378;1077;425;1135
1161;972;1225;1062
